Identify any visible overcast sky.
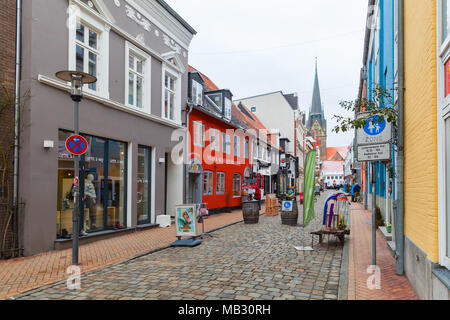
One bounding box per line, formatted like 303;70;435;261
166;0;368;147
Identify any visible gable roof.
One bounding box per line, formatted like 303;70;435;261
154;0;197;35
326;146;350;161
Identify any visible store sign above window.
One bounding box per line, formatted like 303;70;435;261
188;158;203;174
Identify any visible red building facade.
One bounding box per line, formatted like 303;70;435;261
187;67;253;211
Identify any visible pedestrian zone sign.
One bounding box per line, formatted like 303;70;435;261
282;201;293;212
357;115;392;146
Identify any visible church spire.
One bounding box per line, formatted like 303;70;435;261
310;58;323;115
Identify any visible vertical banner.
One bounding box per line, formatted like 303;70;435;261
303;150;317;227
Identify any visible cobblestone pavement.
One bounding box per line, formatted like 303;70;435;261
15;192;344;300
0;208;245;299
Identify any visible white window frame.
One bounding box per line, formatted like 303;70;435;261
209;128;220;151
234;135;241;157
244;138;250;159
216;172;225;195
193;121;205;148
161;64;182;124
224;97;232;120
125;42;151;114
68;5;110;99
203;171;214;196
233;173;241;198
192;80;203;106
223;132;231;154
437;0;450;270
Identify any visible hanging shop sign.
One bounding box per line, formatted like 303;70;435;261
357;143;391;162
65;135;88;156
175;205;199;237
356;114;392;146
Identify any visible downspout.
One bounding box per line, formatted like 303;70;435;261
13;0;23;256
185;102;194;204
395;0;405;276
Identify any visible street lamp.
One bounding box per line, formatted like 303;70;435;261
55;71;97;266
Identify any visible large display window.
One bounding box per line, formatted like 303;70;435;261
57;130;127;239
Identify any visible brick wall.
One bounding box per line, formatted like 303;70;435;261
404;0;439;262
0;0;17;258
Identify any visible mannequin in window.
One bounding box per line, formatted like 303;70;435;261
85;174;97;230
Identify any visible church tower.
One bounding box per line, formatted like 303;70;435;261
307;60;327;161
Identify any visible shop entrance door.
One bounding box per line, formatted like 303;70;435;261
188;173;202;204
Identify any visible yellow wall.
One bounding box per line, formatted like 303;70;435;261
404;0;439;262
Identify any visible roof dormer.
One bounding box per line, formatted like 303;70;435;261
205;89;233;120
188;72;204;106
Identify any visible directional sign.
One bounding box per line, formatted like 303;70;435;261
65;135;88;156
357;115;392;145
357;143;391;162
282;201;293;212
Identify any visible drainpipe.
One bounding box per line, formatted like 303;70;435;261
395;0;405;276
13;0;23;256
185;102;194;204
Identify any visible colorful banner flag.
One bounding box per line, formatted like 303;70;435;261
303;150;317;227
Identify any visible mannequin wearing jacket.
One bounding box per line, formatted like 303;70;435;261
85;174;97;230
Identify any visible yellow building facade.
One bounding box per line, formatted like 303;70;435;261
403;0;450;299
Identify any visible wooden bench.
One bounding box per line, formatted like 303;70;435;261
310;229;351;249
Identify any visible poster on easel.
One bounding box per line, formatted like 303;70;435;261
175;205;199;237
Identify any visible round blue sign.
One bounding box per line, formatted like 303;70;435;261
363;116;386;136
283;202;292;209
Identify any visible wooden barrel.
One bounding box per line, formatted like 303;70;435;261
242;200;260;224
280;200;298;226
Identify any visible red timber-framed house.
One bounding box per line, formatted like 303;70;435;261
185;66;266;212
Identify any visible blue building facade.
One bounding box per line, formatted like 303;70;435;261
364;0;397;226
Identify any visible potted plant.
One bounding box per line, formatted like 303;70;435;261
375;206;384;228
338;217;347;230
386;223;392;234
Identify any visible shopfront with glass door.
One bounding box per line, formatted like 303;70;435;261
57;130;127;238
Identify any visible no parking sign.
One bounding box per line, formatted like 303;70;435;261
65;135;88;156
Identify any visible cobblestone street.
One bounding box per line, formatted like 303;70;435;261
15;192;344;300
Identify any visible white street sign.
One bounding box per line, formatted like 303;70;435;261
357;115;392;145
357;143;391;162
282;201;293;212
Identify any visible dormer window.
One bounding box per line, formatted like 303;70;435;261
208;93;222;109
192;80;203;106
224;98;232;120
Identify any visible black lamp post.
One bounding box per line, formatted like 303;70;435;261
55;71;97;266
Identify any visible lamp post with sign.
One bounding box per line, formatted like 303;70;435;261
55;71;97;266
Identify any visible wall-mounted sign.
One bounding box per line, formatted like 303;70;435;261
357;115;392;146
175;205;198;237
251;107;256;112
357;143;391;162
188;158;203;174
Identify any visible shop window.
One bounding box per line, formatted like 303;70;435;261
137;146;152;225
217;172;225;195
203;171;213;195
233;173;241;197
57;130;127;238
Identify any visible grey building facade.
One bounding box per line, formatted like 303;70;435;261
17;0;195;256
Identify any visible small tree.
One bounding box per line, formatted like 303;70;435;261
332;84;398;134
